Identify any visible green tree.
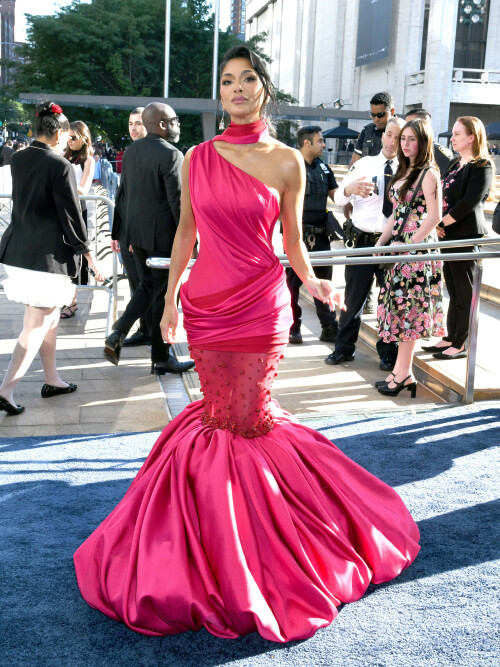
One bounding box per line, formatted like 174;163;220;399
11;0;296;146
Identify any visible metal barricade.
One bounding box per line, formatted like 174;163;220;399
0;192;118;336
147;236;500;405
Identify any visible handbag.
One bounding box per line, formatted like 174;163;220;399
380;168;428;270
492;201;500;235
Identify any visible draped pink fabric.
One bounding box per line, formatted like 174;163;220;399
74;124;420;642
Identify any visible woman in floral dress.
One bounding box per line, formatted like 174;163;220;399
374;119;445;397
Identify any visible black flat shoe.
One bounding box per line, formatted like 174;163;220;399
377;375;417;398
151;357;195;375
432;349;467;360
422;343;452;353
325;351;354;365
41;383;77;398
104;330;126;365
0;395;25;415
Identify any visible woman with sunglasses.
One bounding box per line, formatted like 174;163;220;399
61;121;95;318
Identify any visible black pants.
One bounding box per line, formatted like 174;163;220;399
335;249;398;362
119;236;151;336
72;209;89;286
286;232;337;334
113;247;170;362
442;245;477;349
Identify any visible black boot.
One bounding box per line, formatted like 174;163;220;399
104;330;126;366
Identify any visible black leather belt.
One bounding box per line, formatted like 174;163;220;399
359;231;381;246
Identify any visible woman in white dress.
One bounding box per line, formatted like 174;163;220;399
0;101;104;415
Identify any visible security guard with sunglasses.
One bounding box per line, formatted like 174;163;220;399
286;125;339;345
350;91;396;167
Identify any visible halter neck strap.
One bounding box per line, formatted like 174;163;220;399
213;119;269;145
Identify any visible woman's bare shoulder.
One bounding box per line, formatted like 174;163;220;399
266;139;302;169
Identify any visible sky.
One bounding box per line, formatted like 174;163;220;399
15;0;231;43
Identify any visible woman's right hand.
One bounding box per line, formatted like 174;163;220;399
160;301;179;343
85;255;106;282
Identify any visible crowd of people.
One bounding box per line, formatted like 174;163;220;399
0;42;497;645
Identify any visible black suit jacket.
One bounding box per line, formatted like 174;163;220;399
111;134;183;254
442;158;493;240
0;141;89;277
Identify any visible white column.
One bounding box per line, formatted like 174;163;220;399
484;0;500;71
422;0;459;133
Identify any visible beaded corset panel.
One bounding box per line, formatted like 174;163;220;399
190;347;285;438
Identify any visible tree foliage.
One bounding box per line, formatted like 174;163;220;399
9;0;296;146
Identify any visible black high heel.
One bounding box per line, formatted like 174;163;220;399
377;375;417;398
375;372;395;388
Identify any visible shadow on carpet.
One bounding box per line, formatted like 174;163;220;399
0;405;498;667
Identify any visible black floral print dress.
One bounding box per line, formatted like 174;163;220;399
378;181;445;343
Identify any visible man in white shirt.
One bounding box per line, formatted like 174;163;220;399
325;116;405;369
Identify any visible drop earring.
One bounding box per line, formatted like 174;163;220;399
219;105;225;131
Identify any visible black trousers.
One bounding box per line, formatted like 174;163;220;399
442;245;476;349
113;247;170;362
336;247;398;362
72;209;89;286
286;233;337;334
119;235;151;336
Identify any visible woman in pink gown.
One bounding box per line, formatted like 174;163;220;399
74;47;420;643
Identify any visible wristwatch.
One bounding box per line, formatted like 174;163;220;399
437;221;445;229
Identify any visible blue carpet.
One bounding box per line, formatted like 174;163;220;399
0;405;499;666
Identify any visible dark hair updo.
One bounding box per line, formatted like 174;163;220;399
219;45;277;131
35;101;69;139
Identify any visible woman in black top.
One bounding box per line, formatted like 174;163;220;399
425;116;494;359
61;120;96;317
0;102;103;415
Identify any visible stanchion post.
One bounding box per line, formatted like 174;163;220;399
464;246;483;405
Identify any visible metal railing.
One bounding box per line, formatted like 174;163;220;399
0;193;118;335
147;236;500;405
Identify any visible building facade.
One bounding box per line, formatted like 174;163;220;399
0;0;17;86
230;0;247;39
245;0;500;136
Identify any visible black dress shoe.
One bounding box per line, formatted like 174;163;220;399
151;357;195;375
379;359;395;372
41;383;77;398
377;375;417;398
325;351;354;365
104;330;126;365
123;330;153;347
375;373;395;388
432;349;467;360
0;395;25;415
289;332;303;344
319;325;339;343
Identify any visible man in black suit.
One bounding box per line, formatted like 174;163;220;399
111;106;152;347
104;103;194;375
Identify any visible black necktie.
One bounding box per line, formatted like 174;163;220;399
383;159;393;218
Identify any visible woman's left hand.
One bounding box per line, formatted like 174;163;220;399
306;277;345;311
436;227;446;238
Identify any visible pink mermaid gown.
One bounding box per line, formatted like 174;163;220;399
74;121;420;643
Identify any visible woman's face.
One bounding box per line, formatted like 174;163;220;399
220;57;266;123
451;122;474;155
400;128;419;163
67;130;83;151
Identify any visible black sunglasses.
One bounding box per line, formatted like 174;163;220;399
163;116;180;125
68;135;79;141
369;111;388;119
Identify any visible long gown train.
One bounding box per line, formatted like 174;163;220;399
74;122;420;643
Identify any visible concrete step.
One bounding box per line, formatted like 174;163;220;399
299;287;500;403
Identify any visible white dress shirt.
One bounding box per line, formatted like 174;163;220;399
334;151;399;233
